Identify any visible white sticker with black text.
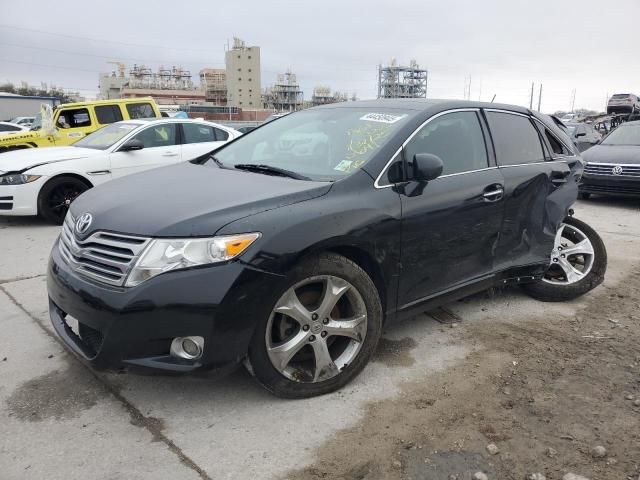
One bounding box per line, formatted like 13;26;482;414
360;113;407;124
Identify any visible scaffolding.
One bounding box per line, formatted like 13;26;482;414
200;69;227;105
311;86;348;106
128;64;194;90
264;71;304;111
377;59;428;99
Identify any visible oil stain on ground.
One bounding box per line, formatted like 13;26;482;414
6;363;103;422
373;336;417;367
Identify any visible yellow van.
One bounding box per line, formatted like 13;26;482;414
0;97;161;152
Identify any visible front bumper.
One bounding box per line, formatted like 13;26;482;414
47;238;283;372
580;174;640;197
0;177;45;215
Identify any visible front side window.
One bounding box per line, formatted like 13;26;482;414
132;124;177;148
183;123;216;143
73;122;139;150
95;105;124;124
404;111;489;176
56;108;91;129
126;103;155;119
486;112;544;165
209;108;416;181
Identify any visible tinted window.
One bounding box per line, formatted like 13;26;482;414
57;108;91;128
0;124;20;132
132;124;177;148
538;124;571;156
95;105;123;124
183;123;216;143
486;112;544;165
126;103;155;119
214;128;229;141
404;111;488;176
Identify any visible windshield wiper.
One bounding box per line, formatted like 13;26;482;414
234;163;311;180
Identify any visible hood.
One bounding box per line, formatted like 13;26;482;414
70;162;332;237
582;145;640;165
0;129;41;149
0;146;102;174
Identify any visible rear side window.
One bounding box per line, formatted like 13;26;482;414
183;123;216;143
95;105;122;125
56;108;91;129
0;124;20;132
486;112;544;165
214;128;229;141
544;130;571;156
95;105;123;124
126;103;155;119
404;111;489;176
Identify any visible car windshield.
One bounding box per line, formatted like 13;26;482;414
601;124;640;146
208;107;415;181
73;122;140;150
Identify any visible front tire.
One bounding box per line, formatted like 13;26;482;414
522;216;607;302
248;253;383;398
38;176;90;225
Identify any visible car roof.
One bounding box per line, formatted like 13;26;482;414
313;98;531;115
114;118;235;130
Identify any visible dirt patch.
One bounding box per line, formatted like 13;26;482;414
373;337;418;367
286;268;640;480
6;363;103;421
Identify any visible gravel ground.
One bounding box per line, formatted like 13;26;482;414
0;196;638;480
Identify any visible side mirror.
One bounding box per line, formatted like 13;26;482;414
119;139;144;151
576;132;587;138
412;153;443;182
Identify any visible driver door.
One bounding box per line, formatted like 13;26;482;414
109;123;181;179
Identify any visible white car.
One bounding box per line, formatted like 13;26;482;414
0;121;28;135
0;118;240;224
9;116;35;128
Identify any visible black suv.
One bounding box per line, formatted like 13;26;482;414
47;100;607;398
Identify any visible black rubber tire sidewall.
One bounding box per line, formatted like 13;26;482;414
38;176;89;225
248;252;383;399
522;216;607;302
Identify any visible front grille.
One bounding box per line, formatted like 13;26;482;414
58;214;151;286
581;184;640;195
585;162;640;177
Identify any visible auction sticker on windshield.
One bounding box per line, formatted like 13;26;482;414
360;113;407;124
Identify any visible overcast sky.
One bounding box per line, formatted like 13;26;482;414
1;0;638;112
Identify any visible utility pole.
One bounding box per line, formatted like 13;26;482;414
537;84;543;112
478;80;482;102
529;82;534;109
570;89;576;113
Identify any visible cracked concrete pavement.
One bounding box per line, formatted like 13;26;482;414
0;197;638;480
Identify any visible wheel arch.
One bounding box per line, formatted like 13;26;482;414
291;241;389;318
36;173;94;216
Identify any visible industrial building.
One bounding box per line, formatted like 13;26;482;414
225;37;261;109
264;71;304;112
377;59;428;99
200;69;227;105
311;86;348;106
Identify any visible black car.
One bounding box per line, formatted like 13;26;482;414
579;120;640;198
47;100;607;398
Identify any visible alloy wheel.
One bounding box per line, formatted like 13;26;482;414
266;275;367;383
542;222;595;285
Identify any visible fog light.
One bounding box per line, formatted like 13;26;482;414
170;336;204;360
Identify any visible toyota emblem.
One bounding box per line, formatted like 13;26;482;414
611;165;623;175
75;213;93;235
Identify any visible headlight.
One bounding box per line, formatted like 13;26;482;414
125;232;261;287
0;174;41;186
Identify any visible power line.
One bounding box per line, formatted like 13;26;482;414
0;24;215;54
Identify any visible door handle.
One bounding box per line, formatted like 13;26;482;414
551;170;570;186
161;152;179;157
483;184;504;202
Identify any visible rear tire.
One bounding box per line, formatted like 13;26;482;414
522;216;607;302
38;176;90;225
248;253;382;398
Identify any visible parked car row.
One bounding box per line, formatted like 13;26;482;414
0;118;241;223
39;99;607;398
